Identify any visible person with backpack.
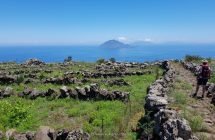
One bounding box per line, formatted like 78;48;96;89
193;60;211;99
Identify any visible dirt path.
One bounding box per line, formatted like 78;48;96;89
171;63;215;139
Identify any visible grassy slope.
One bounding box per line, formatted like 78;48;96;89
0;63;161;139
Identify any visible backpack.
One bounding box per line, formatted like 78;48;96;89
201;65;211;78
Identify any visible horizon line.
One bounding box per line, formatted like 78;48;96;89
0;41;215;46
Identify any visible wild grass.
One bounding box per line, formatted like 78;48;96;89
0;70;159;139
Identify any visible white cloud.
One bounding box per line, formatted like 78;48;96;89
117;36;128;42
143;38;153;42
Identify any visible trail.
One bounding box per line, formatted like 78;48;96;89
171;63;215;139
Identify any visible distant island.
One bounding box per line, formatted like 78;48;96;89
100;40;130;48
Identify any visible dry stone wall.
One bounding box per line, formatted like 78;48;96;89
139;61;198;140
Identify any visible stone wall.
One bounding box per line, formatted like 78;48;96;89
139;61;197;140
0;83;130;102
0;126;90;140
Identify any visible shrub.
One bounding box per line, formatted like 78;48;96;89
155;67;160;79
137;112;155;139
64;56;72;63
39;73;45;80
16;75;24;84
96;58;105;64
190;115;203;132
109;58;116;63
0;99;32;130
185;55;203;62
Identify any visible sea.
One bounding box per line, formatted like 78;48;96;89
0;44;214;63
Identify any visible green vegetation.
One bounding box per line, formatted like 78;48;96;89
0;98;33;131
109;57;116;63
185;55;212;63
185;55;204;62
0;62;162;139
96;58;105;64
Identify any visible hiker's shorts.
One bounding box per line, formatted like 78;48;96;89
197;78;208;85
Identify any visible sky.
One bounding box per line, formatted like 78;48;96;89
0;0;215;45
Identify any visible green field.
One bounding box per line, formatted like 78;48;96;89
0;62;162;139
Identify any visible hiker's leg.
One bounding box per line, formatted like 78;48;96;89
202;85;206;98
202;79;208;98
195;84;199;95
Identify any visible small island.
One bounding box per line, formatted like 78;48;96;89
100;40;130;48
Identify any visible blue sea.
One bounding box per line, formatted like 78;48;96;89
0;44;214;63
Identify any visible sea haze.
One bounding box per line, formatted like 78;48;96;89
0;44;215;63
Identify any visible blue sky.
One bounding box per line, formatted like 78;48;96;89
0;0;215;45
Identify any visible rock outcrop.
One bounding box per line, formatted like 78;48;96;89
24;59;45;66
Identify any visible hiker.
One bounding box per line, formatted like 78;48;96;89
193;60;211;99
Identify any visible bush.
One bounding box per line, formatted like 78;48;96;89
109;58;116;63
16;75;24;84
0;99;32;130
96;58;105;64
190;115;203;132
137;112;155;139
39;73;45;80
64;56;72;63
185;55;203;62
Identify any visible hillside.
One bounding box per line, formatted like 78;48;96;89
0;58;215;140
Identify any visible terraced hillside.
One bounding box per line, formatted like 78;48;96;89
0;59;163;140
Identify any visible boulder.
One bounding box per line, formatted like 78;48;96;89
23;88;33;96
76;87;86;96
69;89;79;99
56;129;69;140
26;131;35;140
35;126;56;140
2;87;13;97
112;91;129;102
208;83;215;94
59;86;70;98
29;89;44;99
98;89;109;99
154;109;192;140
177;119;192;140
90;83;99;93
6;129;16;140
145;95;168;112
76;87;87;100
12;133;28;140
66;129;90;140
0;131;4;139
45;88;57;97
